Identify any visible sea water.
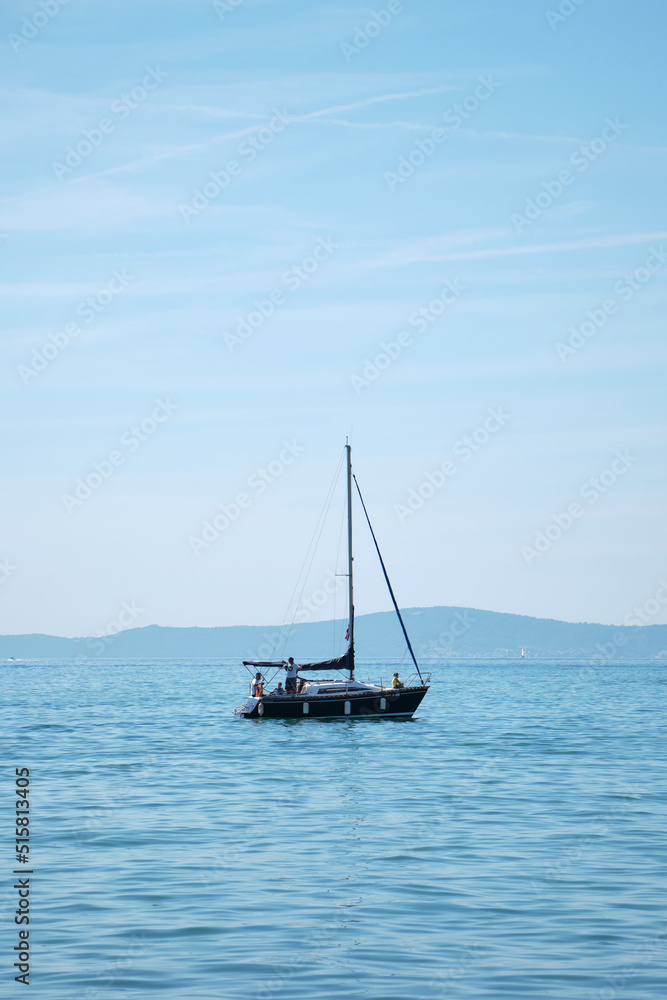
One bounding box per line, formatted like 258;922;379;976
1;659;665;999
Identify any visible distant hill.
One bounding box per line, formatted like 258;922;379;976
1;607;666;661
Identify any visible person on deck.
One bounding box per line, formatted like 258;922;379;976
282;657;301;693
250;672;264;698
392;672;404;689
271;682;286;695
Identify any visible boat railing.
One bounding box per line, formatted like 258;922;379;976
373;671;430;689
404;671;431;686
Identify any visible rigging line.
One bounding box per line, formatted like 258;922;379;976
352;474;424;683
271;449;346;658
289;450;345;636
276;449;344;632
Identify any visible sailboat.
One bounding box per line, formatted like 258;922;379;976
234;443;430;720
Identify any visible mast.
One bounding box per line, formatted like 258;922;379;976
346;440;355;679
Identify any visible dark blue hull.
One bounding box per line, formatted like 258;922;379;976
238;685;429;720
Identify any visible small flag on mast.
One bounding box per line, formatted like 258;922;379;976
344;623;350;641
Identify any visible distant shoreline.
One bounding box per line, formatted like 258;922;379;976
2;606;666;662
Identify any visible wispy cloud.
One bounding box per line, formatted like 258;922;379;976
546;200;597;220
296;86;457;120
367;231;667;268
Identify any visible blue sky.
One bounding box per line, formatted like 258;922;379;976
2;0;666;637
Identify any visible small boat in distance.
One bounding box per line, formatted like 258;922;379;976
235;443;430;720
520;647;526;658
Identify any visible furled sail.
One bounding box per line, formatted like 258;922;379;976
299;645;353;673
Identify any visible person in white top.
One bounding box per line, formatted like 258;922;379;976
283;657;300;693
250;672;264;698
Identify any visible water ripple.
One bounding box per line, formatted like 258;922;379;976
1;659;666;998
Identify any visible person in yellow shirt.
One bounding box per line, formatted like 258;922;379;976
392;672;404;689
